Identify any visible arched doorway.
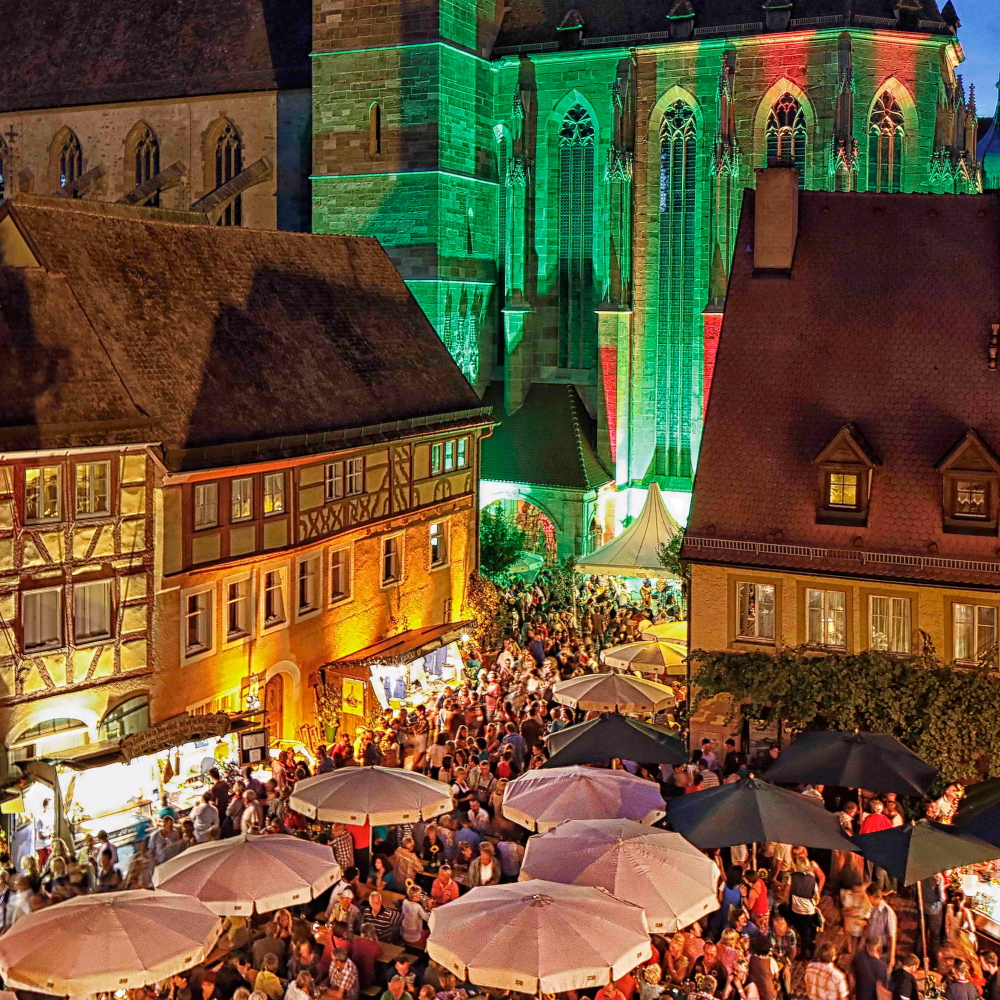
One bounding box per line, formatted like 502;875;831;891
264;674;284;740
486;498;558;559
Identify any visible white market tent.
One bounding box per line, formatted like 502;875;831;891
576;483;681;577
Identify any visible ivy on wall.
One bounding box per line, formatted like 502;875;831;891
692;642;1000;782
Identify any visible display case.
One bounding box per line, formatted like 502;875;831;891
970;876;1000;941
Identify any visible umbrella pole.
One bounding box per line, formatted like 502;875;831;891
917;878;929;974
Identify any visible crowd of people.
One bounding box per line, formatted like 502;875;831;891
0;573;991;1000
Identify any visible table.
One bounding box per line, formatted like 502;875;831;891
377;942;407;964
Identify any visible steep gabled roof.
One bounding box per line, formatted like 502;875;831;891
0;197;486;468
0;0;312;112
682;188;1000;587
481;382;611;491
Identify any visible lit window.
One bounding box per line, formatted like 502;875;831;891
58;129;83;188
382;535;402;586
231;477;253;521
430;521;448;568
98;695;149;741
264;569;286;627
827;473;858;509
868;91;904;194
263;473;284;516
870;595;910;653
457;439;467;468
298;556;320;614
737;582;775;640
954;604;997;663
75;462;110;516
325;462;344;501
431;444;442;475
226;579;250;639
955;481;988;519
806;589;846;648
193;483;219;530
185;590;212;656
215;120;243;227
74;580;112;642
23;588;62;651
444;441;455;471
346;458;364;496
25;466;60;522
330;547;352;602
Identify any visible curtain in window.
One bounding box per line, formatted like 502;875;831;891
557;105;596;371
868;92;904;193
765;92;807;189
658;101;698;480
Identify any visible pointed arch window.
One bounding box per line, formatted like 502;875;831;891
58;130;83;189
868;91;905;193
657;100;699;481
557;104;596;371
495;129;510;365
215;121;243;227
132;124;161;206
369;103;381;155
765;92;807;188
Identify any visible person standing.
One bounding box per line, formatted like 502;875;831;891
191;792;220;842
888;954;921;1000
981;951;1000;1000
946;959;979;1000
918;872;946;971
866;885;897;969
804;943;849;1000
852;937;889;1000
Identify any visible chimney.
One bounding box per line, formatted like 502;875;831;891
754;165;799;271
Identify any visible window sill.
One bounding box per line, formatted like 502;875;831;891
430;561;450;573
732;636;775;647
380;578;402;590
263;512;286;519
193;524;219;533
943;518;997;536
295;605;321;623
816;509;868;527
24;642;65;655
75;634;113;648
263;618;287;630
76;510;112;520
24;519;62;527
329;594;352;607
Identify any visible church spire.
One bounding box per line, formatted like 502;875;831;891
978;73;1000;190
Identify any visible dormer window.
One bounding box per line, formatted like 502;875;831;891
936;429;1000;535
813;423;881;526
827;472;858;510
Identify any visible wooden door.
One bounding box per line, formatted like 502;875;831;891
264;674;284;740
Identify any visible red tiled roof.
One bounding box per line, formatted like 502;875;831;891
681;189;1000;588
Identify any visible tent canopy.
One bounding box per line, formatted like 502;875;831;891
576;483;681;577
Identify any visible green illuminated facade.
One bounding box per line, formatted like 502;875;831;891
311;0;982;555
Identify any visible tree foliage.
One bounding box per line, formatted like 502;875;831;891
543;555;578;611
479;507;527;581
657;530;686;581
691;644;1000;782
466;573;512;653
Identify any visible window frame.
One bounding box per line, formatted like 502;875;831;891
231;477;254;523
181;583;215;663
295;552;322;621
329;544;353;606
193;482;219;531
867;592;912;654
325;462;345;502
263;472;286;518
805;587;848;650
456;438;468;469
22;585;64;652
222;571;253;646
431;443;443;475
429;519;450;571
346;457;365;497
381;532;404;589
24;465;61;524
952;601;999;665
260;564;289;632
73;579;113;645
74;460;111;518
735;580;777;643
941;470;999;535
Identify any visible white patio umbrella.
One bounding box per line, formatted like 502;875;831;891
289;765;454;824
153;833;343;914
0;889;222;994
427;879;652;993
502;765;665;832
602;641;686;676
552;672;676;713
641;621;688;643
520;819;719;932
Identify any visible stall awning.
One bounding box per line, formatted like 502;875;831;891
335;620;473;666
575;482;682;577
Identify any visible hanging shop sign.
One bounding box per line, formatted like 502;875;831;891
239;727;269;765
342;678;365;716
120;712;232;763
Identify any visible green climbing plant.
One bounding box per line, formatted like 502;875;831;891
691;643;1000;782
479;506;527;581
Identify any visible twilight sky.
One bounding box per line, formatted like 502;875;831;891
955;0;999;120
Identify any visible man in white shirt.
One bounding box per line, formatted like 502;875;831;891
700;739;718;773
467;800;491;836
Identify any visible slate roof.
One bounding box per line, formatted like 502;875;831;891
681;188;1000;588
496;0;946;49
481;382;611;491
0;0;312;112
0;197;486;468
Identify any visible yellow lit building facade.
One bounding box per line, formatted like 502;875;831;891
681;175;1000;750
